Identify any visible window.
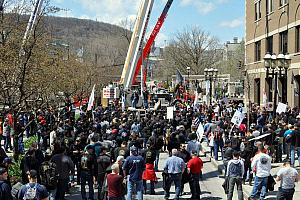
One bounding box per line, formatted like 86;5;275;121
266;36;273;54
296;26;300;52
280;31;288;54
267;0;273;14
255;40;261;61
255;1;261;21
280;0;288;7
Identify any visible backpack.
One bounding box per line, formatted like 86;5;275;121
11;182;23;200
40;161;58;189
228;162;242;177
23;183;37;200
285;133;294;143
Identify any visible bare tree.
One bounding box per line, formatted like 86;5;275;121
161;26;221;77
118;18;134;44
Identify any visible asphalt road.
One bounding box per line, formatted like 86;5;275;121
65;152;239;200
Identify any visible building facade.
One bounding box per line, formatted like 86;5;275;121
245;0;300;108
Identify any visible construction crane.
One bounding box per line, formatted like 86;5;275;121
120;0;154;89
132;0;173;85
120;0;173;90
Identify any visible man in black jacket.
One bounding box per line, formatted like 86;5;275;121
80;145;97;200
97;147;111;198
51;146;75;200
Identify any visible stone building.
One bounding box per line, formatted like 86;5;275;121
245;0;300;107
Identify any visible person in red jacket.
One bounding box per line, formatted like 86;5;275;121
187;150;203;200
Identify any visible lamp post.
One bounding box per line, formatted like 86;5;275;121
186;66;191;91
264;52;291;117
204;67;218;105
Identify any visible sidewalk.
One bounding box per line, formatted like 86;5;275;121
202;144;300;200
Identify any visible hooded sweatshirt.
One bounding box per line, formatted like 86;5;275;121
251;152;271;178
227;159;244;178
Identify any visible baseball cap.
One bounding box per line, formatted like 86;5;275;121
130;145;137;153
27;170;38;179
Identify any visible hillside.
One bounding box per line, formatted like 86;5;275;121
44;16;131;82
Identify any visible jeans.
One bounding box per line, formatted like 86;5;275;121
189;173;201;199
214;143;219;160
143;180;155;194
127;180;143;200
276;187;295;200
4;135;12;151
290;146;300;166
132;100;137;108
227;177;243;200
213;143;223;160
55;178;69;200
81;171;94;200
155;150;160;171
164;173;182;200
250;176;268;200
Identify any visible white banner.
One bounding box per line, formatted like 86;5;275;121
87;84;95;111
276;102;287;114
196;122;204;142
167;106;174;119
231;110;245;126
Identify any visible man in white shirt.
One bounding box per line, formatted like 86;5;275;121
276;159;299;200
249;145;272;200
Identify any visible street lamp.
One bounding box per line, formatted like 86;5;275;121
264;52;290;116
204;67;218;105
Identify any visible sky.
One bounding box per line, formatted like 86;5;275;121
51;0;245;47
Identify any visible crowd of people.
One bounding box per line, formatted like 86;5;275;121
0;99;299;200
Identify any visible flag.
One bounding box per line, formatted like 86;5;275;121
193;90;198;108
75;109;81;121
176;69;183;84
87;84;95;111
121;94;126;112
196;122;204;142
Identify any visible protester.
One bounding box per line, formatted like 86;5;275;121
141;144;157;195
18;169;49;200
276;159;299;200
107;163;125;200
249;144;272;200
226;151;244;200
96;146;111;197
80;145;97;200
0;167;13;200
50;146;75;200
163;149;185;200
123;146;145;200
187;150;203;200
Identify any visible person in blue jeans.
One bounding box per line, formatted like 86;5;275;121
123;146;145;200
249;145;272;200
163;149;185;200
